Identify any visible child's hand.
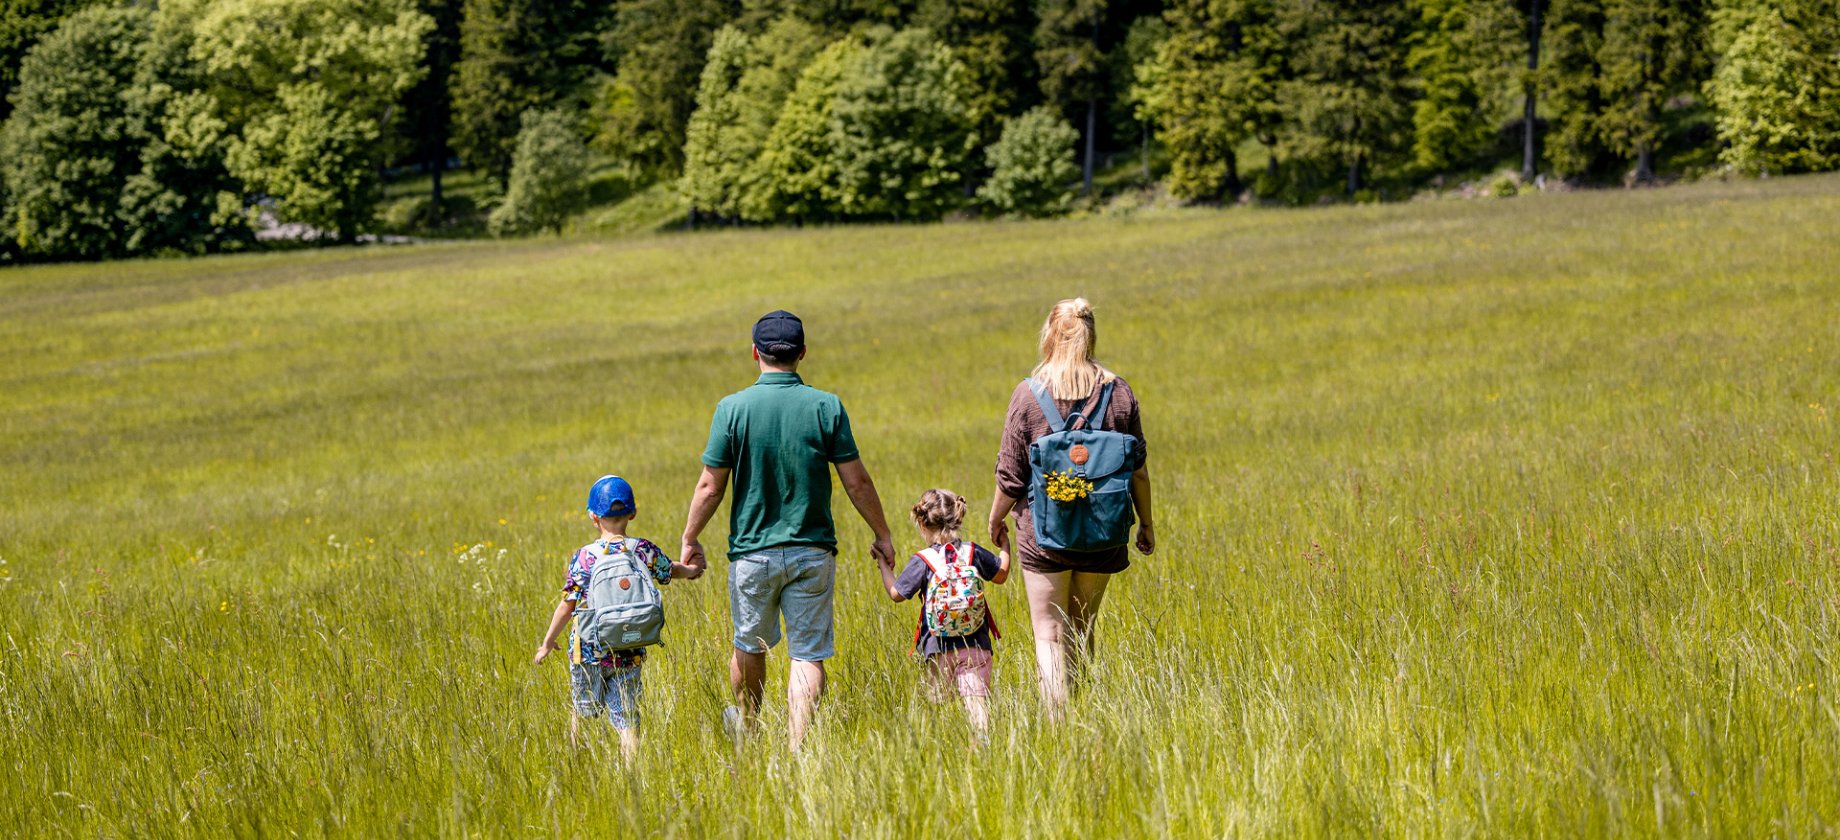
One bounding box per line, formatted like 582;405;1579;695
533;640;560;665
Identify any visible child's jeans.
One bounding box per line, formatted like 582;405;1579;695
923;648;993;700
570;662;642;730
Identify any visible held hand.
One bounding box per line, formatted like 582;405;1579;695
533;641;559;665
988;517;1010;553
1135;522;1156;556
869;534;896;567
681;538;707;575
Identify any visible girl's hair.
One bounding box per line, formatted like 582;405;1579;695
1031;297;1116;400
910;489;969;545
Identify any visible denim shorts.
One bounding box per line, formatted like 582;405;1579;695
729;545;836;661
570;662;642;730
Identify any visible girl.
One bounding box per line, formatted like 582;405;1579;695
877;489;1010;735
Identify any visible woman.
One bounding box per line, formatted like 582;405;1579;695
989;298;1154;716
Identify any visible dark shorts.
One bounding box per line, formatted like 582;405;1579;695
1014;510;1131;575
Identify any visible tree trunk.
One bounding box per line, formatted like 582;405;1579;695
1224;150;1241;201
1347;155;1362;195
1266;149;1279;181
1140;123;1150;184
1083;98;1097;194
430;157;445;212
1636;145;1654;183
1523;0;1540;183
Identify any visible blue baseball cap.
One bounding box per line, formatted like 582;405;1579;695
586;475;636;518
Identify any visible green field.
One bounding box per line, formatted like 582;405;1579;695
4;176;1839;836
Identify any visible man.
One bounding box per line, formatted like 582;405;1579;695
681;310;895;751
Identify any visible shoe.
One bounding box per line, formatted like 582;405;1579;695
721;705;744;747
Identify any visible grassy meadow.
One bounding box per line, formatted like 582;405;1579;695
3;176;1839;837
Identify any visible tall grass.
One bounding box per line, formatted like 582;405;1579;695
3;176;1838;836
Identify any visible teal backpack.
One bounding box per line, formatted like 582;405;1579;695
1026;378;1137;552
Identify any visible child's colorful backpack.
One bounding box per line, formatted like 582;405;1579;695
582;538;665;652
920;541;987;637
1025;378;1137;552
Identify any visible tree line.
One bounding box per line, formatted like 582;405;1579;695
2;0;1837;262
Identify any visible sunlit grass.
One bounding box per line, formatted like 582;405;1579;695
2;175;1838;836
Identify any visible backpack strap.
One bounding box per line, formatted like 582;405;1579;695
1026;378;1068;433
1082;381;1115;431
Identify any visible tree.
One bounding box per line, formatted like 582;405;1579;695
913;0;1038;145
597;0;736;176
184;0;432;240
0;0;96;122
1036;0;1107;192
978;105;1080;215
452;0;606;185
1595;0;1706;182
1540;0;1608;177
0;6;149;259
729;16;826;221
680;26;753;220
1137;0;1288;201
1407;0;1521;173
488;108;590;235
1113;14;1166;183
119;4;251;255
402;0;463;205
826;27;977;219
1278;0;1415;194
1704;0;1840;174
757;36;863;219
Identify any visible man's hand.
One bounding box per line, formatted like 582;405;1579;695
680;538;707;577
1135;522;1156;556
533;640;560;665
870;534;895;567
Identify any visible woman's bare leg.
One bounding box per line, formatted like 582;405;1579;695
1022;567;1072;716
1065;571;1112;687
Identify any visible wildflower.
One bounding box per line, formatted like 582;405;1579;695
218;600;230;613
498;519;508;526
1044;470;1094;504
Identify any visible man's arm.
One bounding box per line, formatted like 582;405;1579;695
834;458;894;564
681;466;730;577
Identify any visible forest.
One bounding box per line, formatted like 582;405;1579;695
1;0;1837;261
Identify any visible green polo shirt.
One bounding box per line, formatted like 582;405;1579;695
702;372;861;559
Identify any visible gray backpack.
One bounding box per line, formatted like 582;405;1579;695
580;539;665;653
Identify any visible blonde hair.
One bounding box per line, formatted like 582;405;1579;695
910;489;969;545
1031;297;1116;400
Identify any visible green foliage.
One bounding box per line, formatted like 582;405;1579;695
1135;0;1286;202
597;0;734;176
1705;0;1840;174
1540;0;1607;177
730;17;826;220
1035;0;1106;109
1595;0;1707;181
680;26;753;218
488;108;590;236
1406;0;1521;172
0;6;149;259
183;0;432;240
914;0;1038;142
826;27;978;219
1279;0;1416;192
758;38;862;219
0;0;95;121
451;0;604;184
977;105;1080;216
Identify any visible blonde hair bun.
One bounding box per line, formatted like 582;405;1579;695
1032;298;1115;401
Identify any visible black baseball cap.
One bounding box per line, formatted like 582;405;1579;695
753;310;805;357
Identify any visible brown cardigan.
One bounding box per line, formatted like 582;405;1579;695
994;376;1147;574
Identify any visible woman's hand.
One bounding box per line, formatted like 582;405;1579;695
533;640;560;665
1135;522;1155;556
988;516;1010;553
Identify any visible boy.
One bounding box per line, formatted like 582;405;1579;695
535;475;699;757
